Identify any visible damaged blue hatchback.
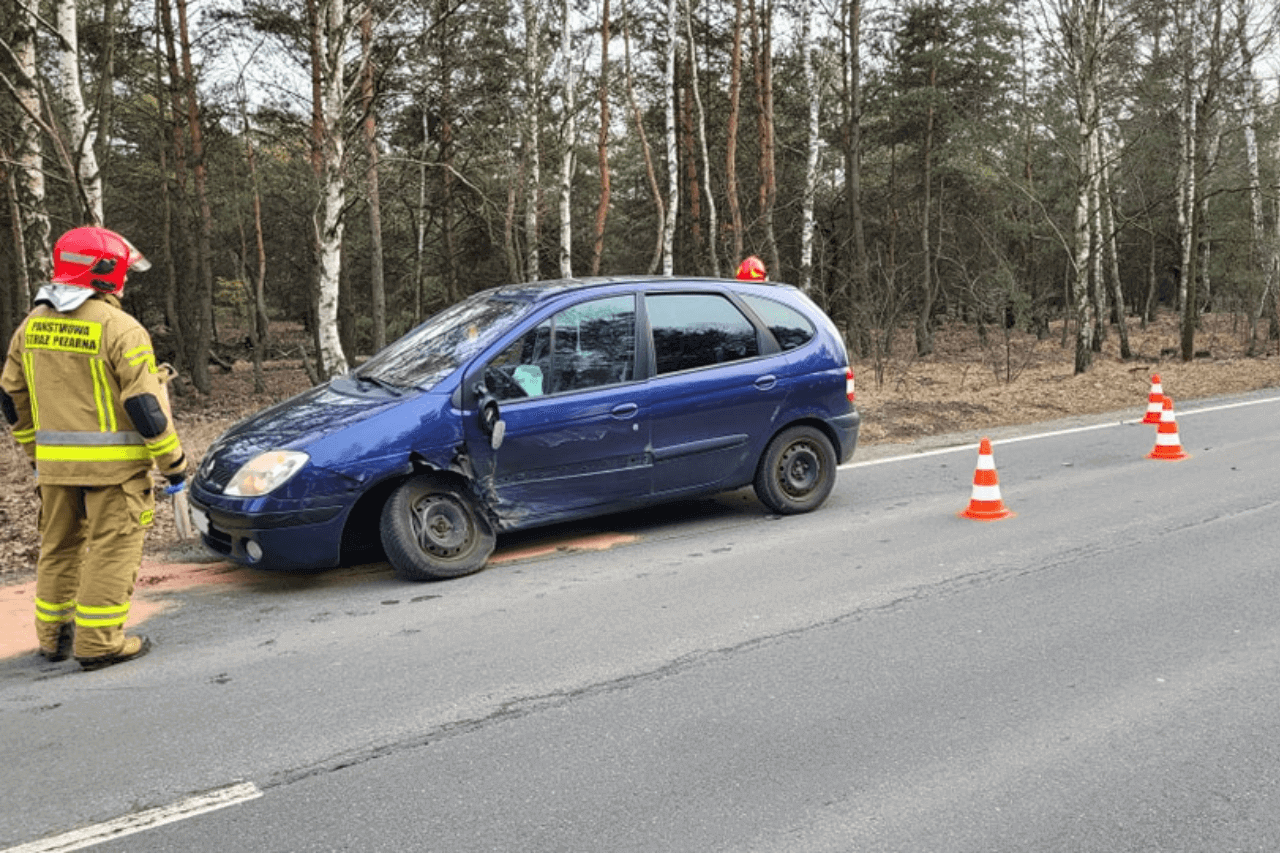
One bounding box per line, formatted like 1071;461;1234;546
189;277;860;580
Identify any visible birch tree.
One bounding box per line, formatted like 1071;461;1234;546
1236;0;1278;351
4;0;50;290
684;0;720;277
558;0;576;278
522;0;542;281
1174;0;1227;362
662;0;679;275
590;0;612;276
55;0;103;223
1050;0;1112;373
799;0;820;292
307;0;352;377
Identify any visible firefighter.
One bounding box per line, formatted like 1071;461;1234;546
735;255;766;281
1;226;187;671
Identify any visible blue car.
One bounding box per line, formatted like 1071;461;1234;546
189;277;860;581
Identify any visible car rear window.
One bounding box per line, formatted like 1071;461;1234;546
646;293;760;375
739;294;816;351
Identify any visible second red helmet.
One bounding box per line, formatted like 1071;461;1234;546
735;256;766;281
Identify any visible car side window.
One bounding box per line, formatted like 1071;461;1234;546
739;295;816;351
646;293;761;375
484;295;636;400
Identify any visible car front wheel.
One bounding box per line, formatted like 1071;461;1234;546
753;425;838;515
380;476;495;581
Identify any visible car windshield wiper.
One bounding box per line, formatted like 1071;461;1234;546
354;374;404;396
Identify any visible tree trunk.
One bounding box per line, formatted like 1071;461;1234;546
437;0;461;303
590;0;612;276
662;0;678;275
799;0;820;292
1178;0;1224;362
841;0;868;330
157;0;195;378
1176;0;1199;362
725;0;745;261
1100;124;1130;358
680;62;703;268
915;40;937;358
238;92;271;352
233;76;270;380
417;101;431;317
96;0;117;190
684;0;719;277
309;0;350;378
3;158;31;324
1239;11;1274;353
1089;131;1106;352
522;0;542;281
753;0;779;277
361;10;386;352
10;0;50;291
175;0;215;392
1062;0;1103;374
623;0;664;275
559;0;576;278
55;0;103;224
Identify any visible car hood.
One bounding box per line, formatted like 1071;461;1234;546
206;380;403;467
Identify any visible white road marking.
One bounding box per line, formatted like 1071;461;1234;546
3;783;262;852
841;393;1280;469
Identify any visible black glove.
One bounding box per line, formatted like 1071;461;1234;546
164;471;187;495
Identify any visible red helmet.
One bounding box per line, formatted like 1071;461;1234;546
51;226;151;296
735;255;766;281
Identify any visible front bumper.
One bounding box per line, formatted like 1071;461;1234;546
188;487;351;570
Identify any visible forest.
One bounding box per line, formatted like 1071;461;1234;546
2;0;1280;396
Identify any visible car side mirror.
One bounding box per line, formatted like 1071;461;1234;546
474;383;506;450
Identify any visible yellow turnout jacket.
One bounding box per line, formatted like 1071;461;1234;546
1;292;186;486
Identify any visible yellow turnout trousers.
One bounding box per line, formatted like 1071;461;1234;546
35;472;155;658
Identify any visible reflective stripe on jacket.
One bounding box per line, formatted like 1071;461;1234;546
0;293;186;486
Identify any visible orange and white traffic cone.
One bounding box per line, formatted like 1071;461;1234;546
1142;374;1165;424
959;437;1014;521
1146;396;1189;461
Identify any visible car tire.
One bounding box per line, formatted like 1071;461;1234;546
380;476;496;581
753;425;837;515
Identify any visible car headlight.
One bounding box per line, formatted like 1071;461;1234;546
224;450;310;496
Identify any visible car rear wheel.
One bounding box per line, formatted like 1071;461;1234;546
380;476;495;581
753;425;837;515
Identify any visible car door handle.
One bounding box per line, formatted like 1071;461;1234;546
611;403;639;419
754;375;778;391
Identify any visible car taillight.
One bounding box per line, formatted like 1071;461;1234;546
846;369;856;402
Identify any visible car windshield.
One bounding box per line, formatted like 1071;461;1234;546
355;292;534;390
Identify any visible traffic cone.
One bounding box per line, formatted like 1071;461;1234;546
1146;396;1189;461
1142;374;1165;424
959;438;1014;521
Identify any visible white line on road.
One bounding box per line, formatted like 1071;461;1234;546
3;783;262;853
842;393;1280;469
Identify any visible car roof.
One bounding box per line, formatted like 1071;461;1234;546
487;275;799;304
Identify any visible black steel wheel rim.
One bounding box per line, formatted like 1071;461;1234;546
411;495;471;556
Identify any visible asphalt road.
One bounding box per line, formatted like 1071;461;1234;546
3;391;1280;852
